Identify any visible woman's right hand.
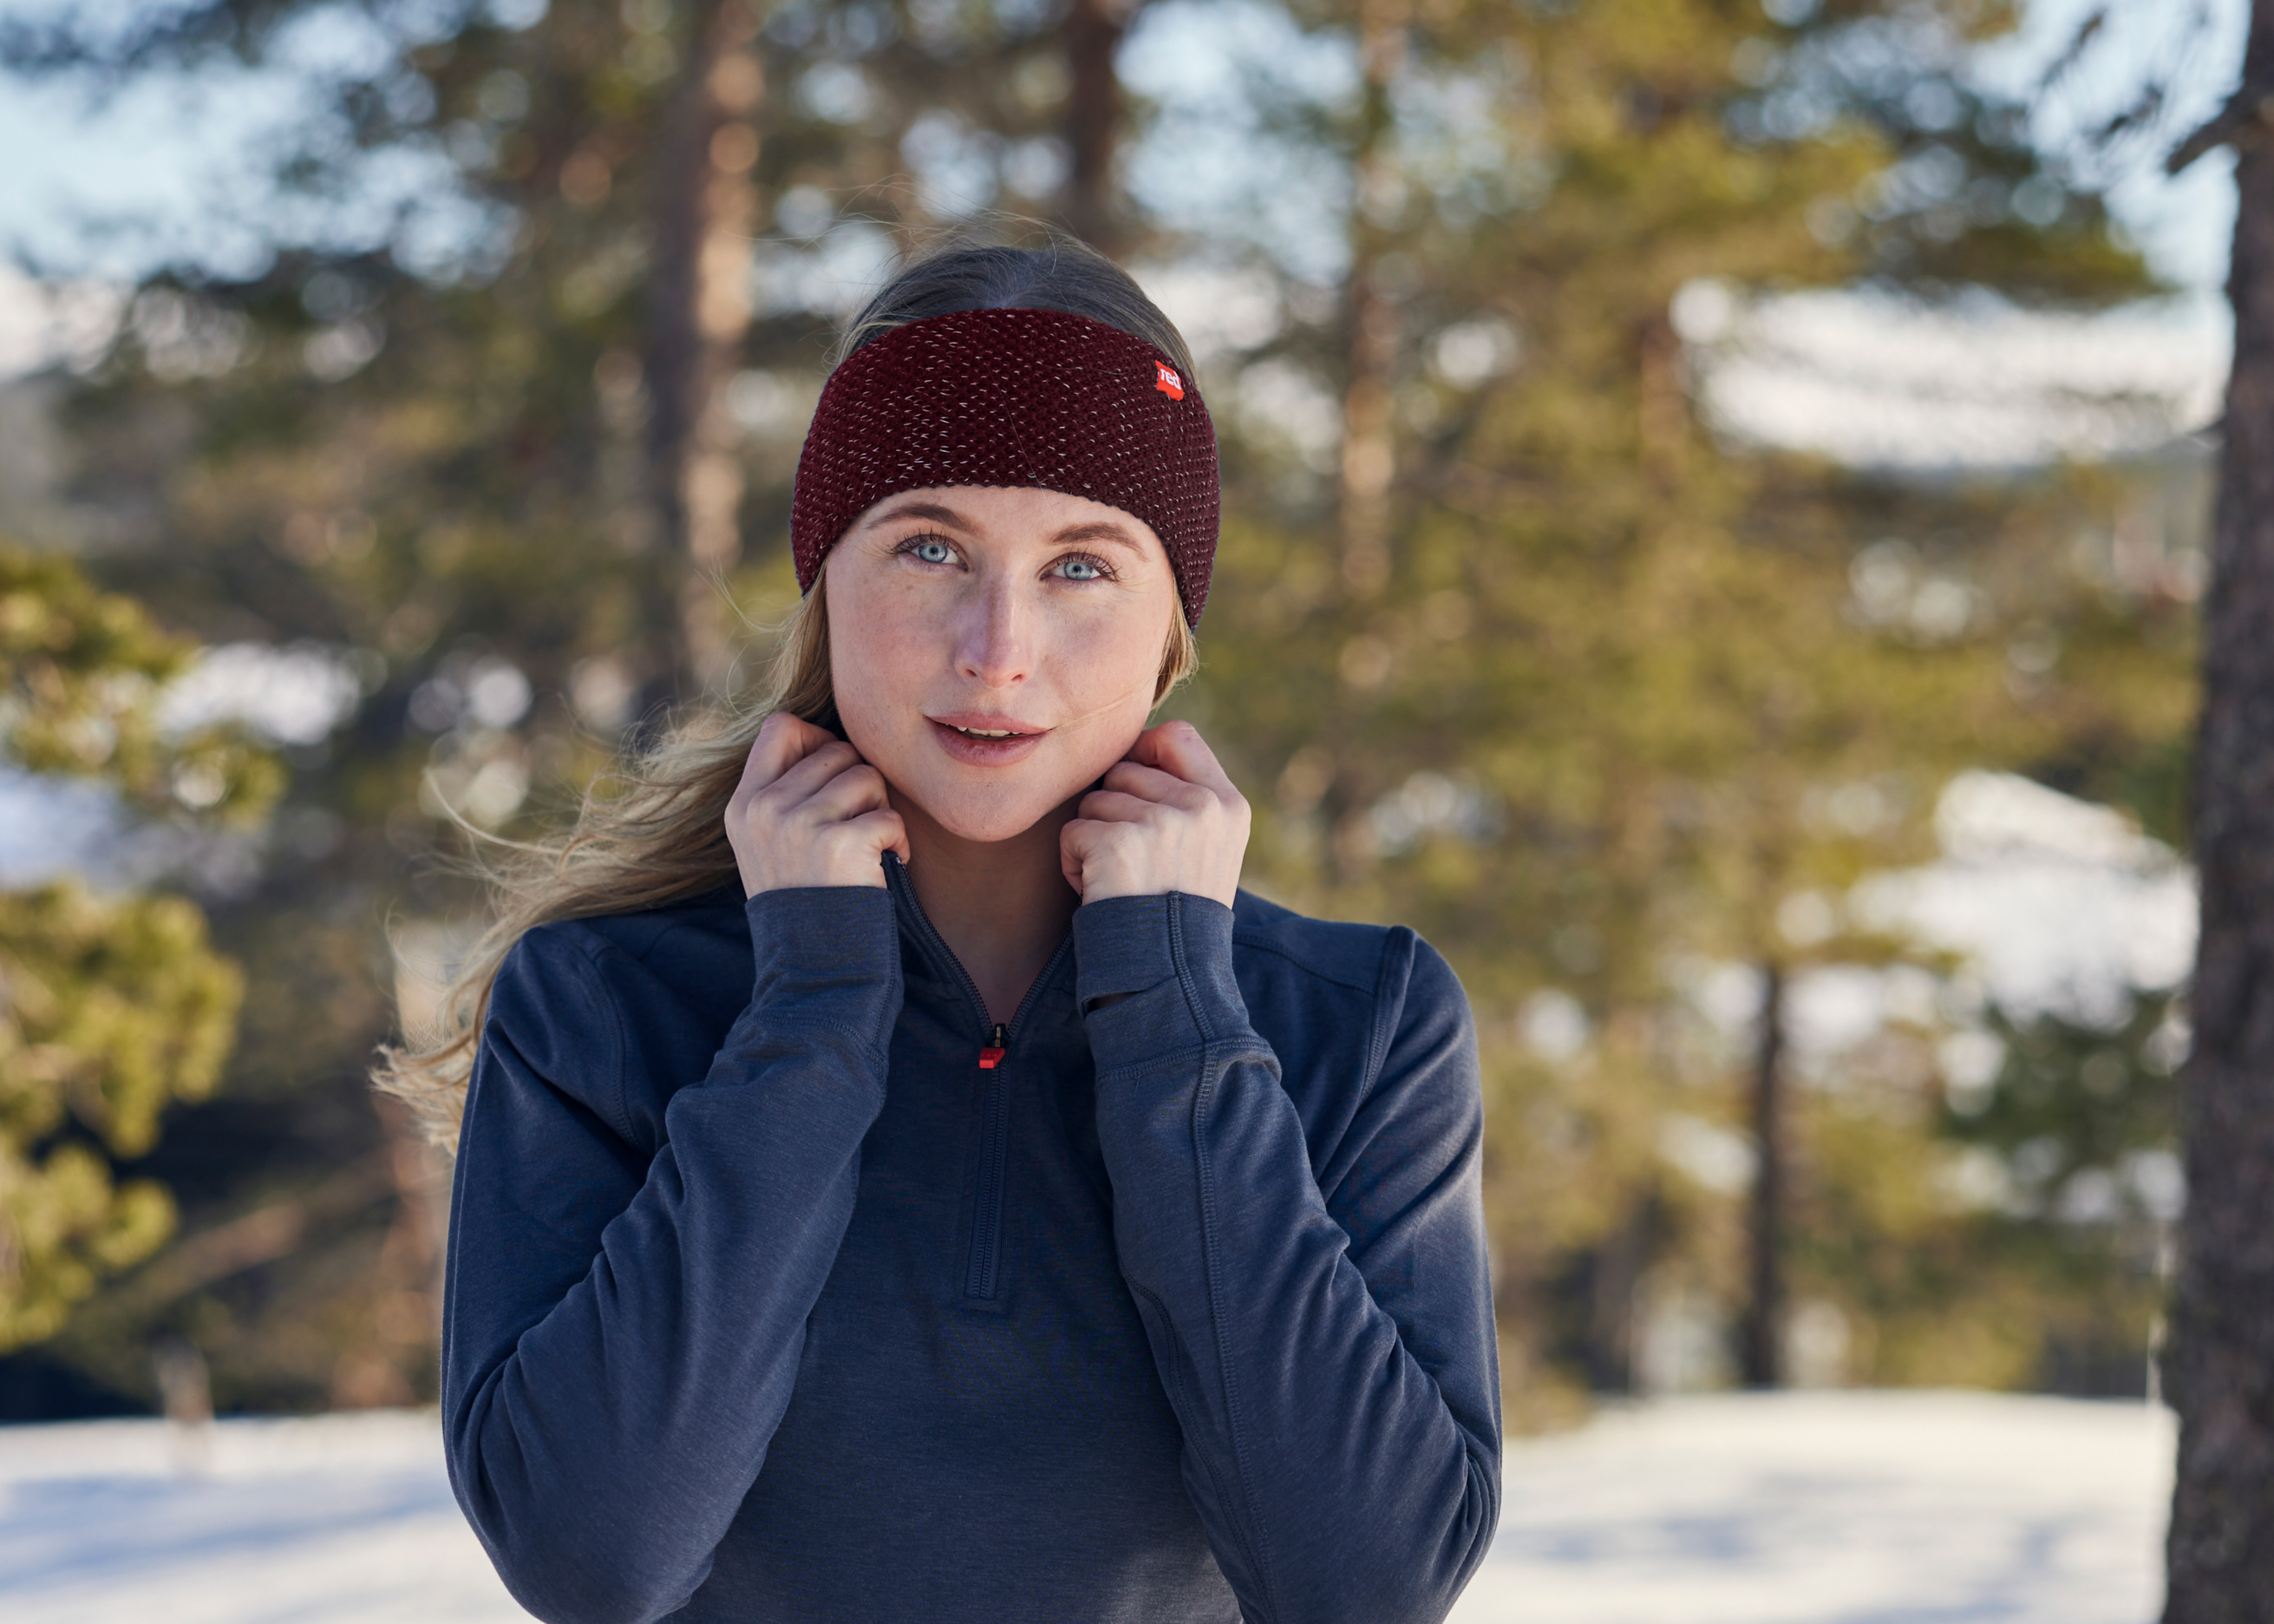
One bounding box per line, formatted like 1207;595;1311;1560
725;712;910;896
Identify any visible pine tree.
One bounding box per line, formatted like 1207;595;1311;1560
2162;0;2274;1608
0;545;271;1350
1175;0;2190;1404
0;0;1153;1409
0;0;2206;1419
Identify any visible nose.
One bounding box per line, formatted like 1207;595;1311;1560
955;574;1032;692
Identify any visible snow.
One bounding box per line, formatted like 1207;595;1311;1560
159;643;369;748
1855;770;2196;1025
0;267;123;383
1664;770;2197;1091
0;1411;525;1623
1681;284;2228;472
1453;1391;2172;1624
0;1391;2170;1623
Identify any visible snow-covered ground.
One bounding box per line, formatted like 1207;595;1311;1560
1455;1390;2171;1624
0;1409;520;1623
0;1390;2168;1623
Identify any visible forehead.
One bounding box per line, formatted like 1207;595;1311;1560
851;486;1167;559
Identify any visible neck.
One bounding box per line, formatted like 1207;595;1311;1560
891;791;1081;1027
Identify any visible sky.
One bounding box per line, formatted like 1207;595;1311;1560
1971;0;2245;295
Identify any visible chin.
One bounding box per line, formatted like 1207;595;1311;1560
842;700;1141;847
927;799;1062;844
900;771;1079;845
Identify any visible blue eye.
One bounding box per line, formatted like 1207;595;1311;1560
910;539;956;565
1054;556;1104;581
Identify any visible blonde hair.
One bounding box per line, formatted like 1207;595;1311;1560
378;238;1207;1149
375;568;1197;1151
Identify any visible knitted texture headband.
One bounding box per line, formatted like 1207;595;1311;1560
790;306;1220;625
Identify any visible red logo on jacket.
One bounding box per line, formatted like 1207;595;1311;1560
1154;362;1184;401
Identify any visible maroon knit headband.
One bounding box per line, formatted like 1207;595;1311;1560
790;306;1220;625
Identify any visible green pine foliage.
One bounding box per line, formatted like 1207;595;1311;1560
0;546;278;818
0;545;267;1351
0;882;243;1350
1174;0;2194;1410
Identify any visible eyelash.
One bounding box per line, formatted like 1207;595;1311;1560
892;534;1120;584
895;534;962;567
1051;552;1119;583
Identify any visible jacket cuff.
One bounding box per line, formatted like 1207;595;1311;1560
744;886;902;1053
1074;893;1246;1071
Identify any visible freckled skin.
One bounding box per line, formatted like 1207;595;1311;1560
722;482;1247;1019
826;484;1176;847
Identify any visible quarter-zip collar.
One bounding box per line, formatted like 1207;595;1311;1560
882;852;1075;1067
881;853;1081;1311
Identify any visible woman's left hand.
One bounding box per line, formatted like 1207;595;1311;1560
1061;721;1251;907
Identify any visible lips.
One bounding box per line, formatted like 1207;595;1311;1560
926;712;1049;767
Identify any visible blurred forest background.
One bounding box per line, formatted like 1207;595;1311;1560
0;0;2232;1424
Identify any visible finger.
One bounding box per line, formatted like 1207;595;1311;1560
1060;814;1126;857
758;738;865;806
1059;816;1113;889
800;761;892;822
1100;759;1214;810
1128;720;1237;796
774;711;840;757
734;711;839;800
1076;789;1161;824
1060;820;1087;894
733;712;801;800
842;806;910;867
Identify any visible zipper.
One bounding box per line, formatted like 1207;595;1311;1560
883;855;1070;1304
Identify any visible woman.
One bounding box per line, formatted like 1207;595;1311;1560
385;241;1500;1624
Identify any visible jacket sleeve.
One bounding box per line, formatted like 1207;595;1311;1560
1074;893;1501;1624
441;887;901;1624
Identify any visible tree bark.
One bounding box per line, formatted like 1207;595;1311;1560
646;0;763;695
1338;0;1409;600
2165;6;2274;1616
1589;1193;1657;1393
1739;960;1785;1390
1061;0;1140;254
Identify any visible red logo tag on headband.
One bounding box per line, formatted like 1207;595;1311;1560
1155;362;1184;401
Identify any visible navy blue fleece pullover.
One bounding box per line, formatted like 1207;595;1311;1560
442;857;1500;1623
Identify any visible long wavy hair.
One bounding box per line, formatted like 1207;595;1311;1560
375;239;1203;1151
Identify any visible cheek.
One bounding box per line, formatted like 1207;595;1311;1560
824;578;926;754
1045;608;1167;755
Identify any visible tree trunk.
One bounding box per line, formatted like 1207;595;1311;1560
2165;6;2274;1615
1061;0;1140;254
1590;1193;1657;1393
1337;0;1409;600
646;0;764;695
1739;960;1785;1390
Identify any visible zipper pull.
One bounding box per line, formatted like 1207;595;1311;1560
979;1023;1009;1070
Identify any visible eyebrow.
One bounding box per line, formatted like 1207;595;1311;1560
862;502;1149;554
1046;520;1147;554
864;500;973;532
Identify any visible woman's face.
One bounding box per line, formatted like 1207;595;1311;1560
825;484;1181;844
